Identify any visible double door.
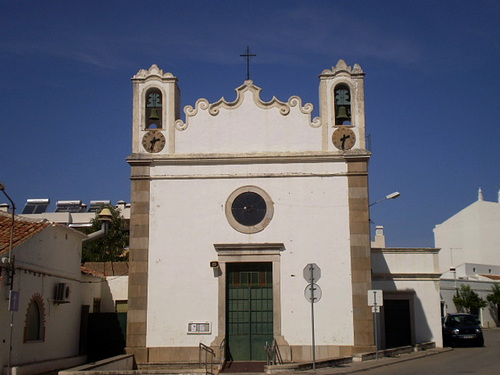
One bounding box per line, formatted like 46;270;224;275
226;262;273;361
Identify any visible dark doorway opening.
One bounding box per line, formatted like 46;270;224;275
384;299;412;349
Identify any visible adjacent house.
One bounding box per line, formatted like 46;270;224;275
434;189;500;327
371;226;443;349
0;212;88;374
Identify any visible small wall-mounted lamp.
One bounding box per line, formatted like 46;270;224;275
210;261;221;277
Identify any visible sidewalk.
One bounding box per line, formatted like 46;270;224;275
297;347;452;374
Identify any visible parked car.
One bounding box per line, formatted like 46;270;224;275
442;313;484;347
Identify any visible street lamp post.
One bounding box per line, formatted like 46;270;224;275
369;191;401;207
0;182;16;375
368;190;400;354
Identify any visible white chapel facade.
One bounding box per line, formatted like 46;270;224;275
126;60;373;364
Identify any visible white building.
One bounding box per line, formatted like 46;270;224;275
18;199;130;229
127;60;376;365
0;212;89;374
441;263;500;328
435;189;500;327
371;226;443;349
435;188;500;273
81;262;129;313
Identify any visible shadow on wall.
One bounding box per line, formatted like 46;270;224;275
87;312;126;362
488;303;500;327
372;253;435;349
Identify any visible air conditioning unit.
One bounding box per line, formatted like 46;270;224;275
53;283;70;304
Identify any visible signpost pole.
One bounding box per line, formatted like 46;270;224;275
310;265;316;370
373;291;378;359
304;263;321;371
368;290;383;361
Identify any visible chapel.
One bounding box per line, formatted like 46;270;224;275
126;59;373;364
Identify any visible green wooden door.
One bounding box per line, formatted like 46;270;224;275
227;263;273;361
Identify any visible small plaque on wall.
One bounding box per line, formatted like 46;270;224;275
187;322;211;334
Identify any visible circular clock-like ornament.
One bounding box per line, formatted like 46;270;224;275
142;130;166;153
332;127;356;150
225;186;274;234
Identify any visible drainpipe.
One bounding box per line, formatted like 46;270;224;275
82;208;113;244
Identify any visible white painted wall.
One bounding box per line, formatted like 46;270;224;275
175;89;321;154
372;248;443;347
435;199;500;273
0;225;87;372
441;263;500;328
136;61;368;355
146;163;354;348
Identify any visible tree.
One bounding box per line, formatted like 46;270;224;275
487;283;500;306
82;206;129;263
487;283;500;327
453;284;487;316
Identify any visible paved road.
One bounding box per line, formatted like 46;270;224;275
346;328;500;375
301;328;500;375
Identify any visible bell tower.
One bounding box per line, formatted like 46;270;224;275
319;59;366;152
126;65;180;363
319;59;373;352
131;64;180;155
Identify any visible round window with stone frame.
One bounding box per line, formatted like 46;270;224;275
225;186;274;234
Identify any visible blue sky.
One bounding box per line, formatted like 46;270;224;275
1;1;499;247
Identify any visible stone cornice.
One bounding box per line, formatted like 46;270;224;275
372;248;440;254
373;273;442;281
127;151;371;166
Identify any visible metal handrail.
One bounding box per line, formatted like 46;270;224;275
265;339;283;365
219;337;227;369
199;342;215;375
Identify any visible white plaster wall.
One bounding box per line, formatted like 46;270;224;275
373;280;443;347
0;226;85;370
435;200;500;272
146;162;354;347
102;275;129;312
175;90;321;154
372;248;442;347
81;274;104;312
372;250;439;274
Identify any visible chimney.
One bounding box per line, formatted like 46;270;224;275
116;200;127;211
372;225;386;248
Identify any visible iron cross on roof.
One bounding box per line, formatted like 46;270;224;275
240;46;256;80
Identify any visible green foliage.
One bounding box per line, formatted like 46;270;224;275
453;284;487;314
82;206;129;263
487;283;500;306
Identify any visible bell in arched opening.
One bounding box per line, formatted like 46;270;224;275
334;85;351;125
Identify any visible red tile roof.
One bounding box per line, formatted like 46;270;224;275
82;261;129;277
480;274;500;280
0;212;51;255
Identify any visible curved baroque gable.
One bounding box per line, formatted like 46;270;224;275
175;80;321;131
